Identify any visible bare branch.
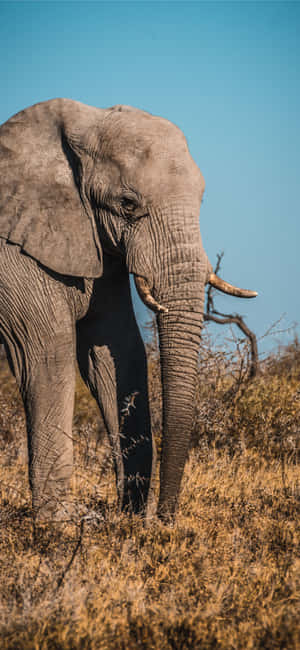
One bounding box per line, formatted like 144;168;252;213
206;251;224;315
205;253;259;379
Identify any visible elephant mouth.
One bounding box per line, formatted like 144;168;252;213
134;272;258;315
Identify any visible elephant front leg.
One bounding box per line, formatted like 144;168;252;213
21;342;76;522
77;318;155;516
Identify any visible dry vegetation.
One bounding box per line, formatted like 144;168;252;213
0;329;299;649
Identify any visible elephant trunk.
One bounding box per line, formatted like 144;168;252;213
129;204;210;520
156;301;203;520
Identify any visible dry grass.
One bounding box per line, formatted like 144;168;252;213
0;334;299;649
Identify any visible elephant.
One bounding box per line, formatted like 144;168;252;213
0;99;257;523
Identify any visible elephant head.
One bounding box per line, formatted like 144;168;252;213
0;99;256;520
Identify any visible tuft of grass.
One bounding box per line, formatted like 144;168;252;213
0;334;299;649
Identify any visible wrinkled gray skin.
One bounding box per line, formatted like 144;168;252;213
0;99;213;522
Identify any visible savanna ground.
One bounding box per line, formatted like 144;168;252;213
0;326;299;649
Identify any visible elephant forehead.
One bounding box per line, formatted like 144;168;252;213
101;111;205;192
117;148;204;208
134;156;202;196
102;110;188;159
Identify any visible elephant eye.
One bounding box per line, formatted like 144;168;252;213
120;192;147;223
121;196;137;213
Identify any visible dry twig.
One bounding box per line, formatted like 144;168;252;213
204;253;259;379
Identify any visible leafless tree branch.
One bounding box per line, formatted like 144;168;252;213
204;253;259;379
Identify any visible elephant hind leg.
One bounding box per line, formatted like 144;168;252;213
77;314;155;517
76;335;125;506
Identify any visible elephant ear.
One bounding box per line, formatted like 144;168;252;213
0;99;103;277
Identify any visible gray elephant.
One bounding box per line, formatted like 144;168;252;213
0;99;256;523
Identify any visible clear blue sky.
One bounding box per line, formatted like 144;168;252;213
0;1;299;354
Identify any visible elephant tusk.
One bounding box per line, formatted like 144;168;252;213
134;275;168;314
208;273;258;298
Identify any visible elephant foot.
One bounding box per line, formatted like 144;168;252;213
33;498;78;525
32;501;79;546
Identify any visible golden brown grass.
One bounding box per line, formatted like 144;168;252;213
0;336;299;649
